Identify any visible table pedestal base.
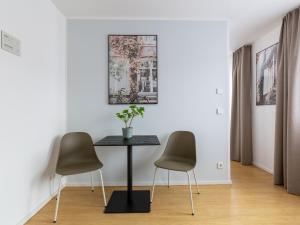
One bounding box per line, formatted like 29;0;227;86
104;190;150;213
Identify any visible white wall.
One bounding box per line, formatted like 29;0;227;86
251;24;281;174
66;20;231;186
0;0;66;224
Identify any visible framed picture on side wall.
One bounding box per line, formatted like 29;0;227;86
256;43;279;105
108;35;158;104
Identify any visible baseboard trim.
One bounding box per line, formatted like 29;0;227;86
253;162;273;175
66;180;232;187
17;178;231;224
17;184;66;225
17;195;54;225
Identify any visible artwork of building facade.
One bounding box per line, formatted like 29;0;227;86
256;43;278;105
108;35;158;104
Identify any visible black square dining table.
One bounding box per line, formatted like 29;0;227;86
94;135;160;213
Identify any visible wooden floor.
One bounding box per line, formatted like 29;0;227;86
26;162;300;225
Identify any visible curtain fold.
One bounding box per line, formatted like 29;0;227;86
230;45;253;165
274;7;300;195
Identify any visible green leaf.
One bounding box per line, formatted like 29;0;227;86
131;108;137;115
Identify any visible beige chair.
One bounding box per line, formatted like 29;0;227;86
151;131;199;215
53;132;107;223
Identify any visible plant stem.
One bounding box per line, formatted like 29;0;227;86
128;115;135;128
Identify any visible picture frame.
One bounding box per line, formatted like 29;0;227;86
256;43;279;105
108;35;158;104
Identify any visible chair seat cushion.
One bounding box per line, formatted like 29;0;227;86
56;161;103;175
154;156;195;172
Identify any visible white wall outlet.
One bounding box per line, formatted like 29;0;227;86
217;162;224;169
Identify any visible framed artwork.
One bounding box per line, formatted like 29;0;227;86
256;43;279;105
108;35;158;104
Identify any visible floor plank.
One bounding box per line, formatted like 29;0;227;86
26;162;300;225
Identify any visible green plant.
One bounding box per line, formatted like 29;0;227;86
116;105;145;128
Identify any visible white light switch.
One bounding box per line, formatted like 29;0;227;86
216;107;223;115
216;88;224;95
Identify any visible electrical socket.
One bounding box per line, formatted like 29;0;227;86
217;162;224;169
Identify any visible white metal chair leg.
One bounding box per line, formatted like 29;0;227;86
53;175;63;223
151;167;158;203
99;169;107;206
167;170;170;188
90;172;94;192
187;172;195;215
192;169;200;194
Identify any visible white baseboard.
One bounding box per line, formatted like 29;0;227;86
253;162;273;175
66;179;232;187
17;178;232;224
17;195;54;225
17;184;66;225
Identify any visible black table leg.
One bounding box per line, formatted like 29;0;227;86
104;145;150;213
127;145;132;201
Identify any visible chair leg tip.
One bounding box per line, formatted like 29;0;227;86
192;213;194;216
53;220;57;223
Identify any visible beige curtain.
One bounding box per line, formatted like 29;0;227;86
230;46;253;165
274;7;300;195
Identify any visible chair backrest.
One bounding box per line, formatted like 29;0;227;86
56;132;99;171
162;131;196;164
